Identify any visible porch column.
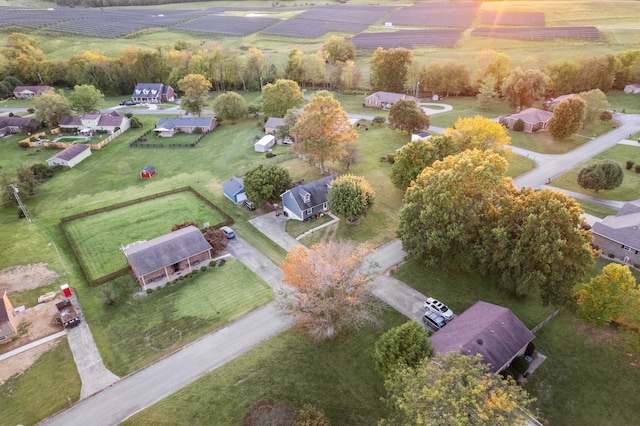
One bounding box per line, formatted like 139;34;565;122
187;257;192;273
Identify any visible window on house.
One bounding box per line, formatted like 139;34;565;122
300;189;311;203
305;208;313;216
622;245;639;254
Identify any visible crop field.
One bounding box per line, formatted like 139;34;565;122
63;190;227;281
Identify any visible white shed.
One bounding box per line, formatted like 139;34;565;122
46;144;92;168
254;134;276;152
624;84;640;94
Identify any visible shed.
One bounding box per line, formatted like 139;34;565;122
254;134;276;152
222;176;247;203
140;165;156;179
46;144;92;168
264;117;285;134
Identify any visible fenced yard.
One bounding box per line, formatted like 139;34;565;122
63;190;227;281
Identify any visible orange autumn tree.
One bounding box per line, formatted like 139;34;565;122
279;241;382;341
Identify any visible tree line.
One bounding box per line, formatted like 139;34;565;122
1;33;638;100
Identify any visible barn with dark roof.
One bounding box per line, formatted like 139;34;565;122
123;226;212;287
46;144;92;168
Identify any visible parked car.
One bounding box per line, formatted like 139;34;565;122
220;226;236;239
243;200;256;211
424;297;454;321
422;310;447;331
124;100;136;106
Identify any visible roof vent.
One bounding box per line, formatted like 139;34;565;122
477;339;483;345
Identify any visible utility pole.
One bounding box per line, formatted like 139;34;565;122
10;184;31;224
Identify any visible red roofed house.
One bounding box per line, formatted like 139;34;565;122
123;226;213;288
592;203;640;265
364;92;420;109
501;108;553;133
430;301;534;373
46;143;92;168
0;291;19;344
13;85;53;99
58;111;131;135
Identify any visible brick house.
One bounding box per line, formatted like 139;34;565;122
132;83;175;104
592;203;640;266
364;92;420;109
0;291;19;344
123;226;213;288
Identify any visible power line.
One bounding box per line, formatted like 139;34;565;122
10;184;32;224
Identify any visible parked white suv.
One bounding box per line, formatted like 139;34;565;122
424;297;454;321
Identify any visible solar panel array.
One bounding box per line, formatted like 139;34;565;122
352;29;465;49
175;15;279;36
263;5;394;38
385;2;481;27
480;11;545;27
472;26;601;40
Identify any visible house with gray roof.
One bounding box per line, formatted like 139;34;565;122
543;93;575;111
154;117;217;137
281;175;336;221
123;226;213;288
501;107;552;133
13;85;53;99
46;143;92;168
624;83;640;94
592;203;640;265
58;111;130;135
0;116;41;136
132;83;175;104
364;91;420;109
264;117;285;134
431;301;534;373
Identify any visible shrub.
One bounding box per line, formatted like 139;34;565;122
209;260;216;267
146;288;153;294
193;127;203;134
18;141;30;148
101;287;119;307
372;116;386;126
635;165;640;173
386;154;395;164
626;160;635;170
200;266;207;272
293;404;331;426
266;151;275;158
178;276;184;281
218;258;226;267
30;136;36;142
600;110;613;121
513;118;525;132
525;342;535;357
8;112;14;117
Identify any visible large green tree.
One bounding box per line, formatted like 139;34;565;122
381;353;535;426
501;67;549;109
374;319;432;380
476;74;500;110
577;160;624;192
33;90;71;127
390;135;459;190
68;84;105;113
327;174;375;223
178;73;212;116
370;47;412;93
290;95;357;174
576;263;638;326
262;79;304;118
388;100;430;134
323;35;356;63
546;59;581;95
548;96;587;140
397;149;513;270
481;188;597;305
577;89;609;128
212;91;247;123
243;165;292;207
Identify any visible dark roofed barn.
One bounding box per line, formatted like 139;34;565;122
431;301;534;373
123;226;212;288
46;144;92;168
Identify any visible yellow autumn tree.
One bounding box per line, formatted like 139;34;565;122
279;241;381;341
444;115;511;157
290;95;358;174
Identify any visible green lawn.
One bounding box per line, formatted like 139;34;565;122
428;96;513;129
91;259;274;376
508;119;615;154
506;154;536;178
64;190;226;280
607;91;640;114
575;199;617;218
285;213;333;238
552;144;640;200
0;339;81;426
394;258;640;426
122;308;406;426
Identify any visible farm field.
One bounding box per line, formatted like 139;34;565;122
63;190;227;281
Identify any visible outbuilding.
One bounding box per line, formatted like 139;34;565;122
624;84;640;94
140;165;156;179
46;144;92;168
254;134;276;152
222;176;247;203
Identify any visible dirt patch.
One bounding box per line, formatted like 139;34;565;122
0;339;60;385
0;301;63;356
0;263;59;293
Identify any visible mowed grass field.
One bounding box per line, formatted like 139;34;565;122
93;259;274;376
553;144;640;200
64;191;227;280
122;308;406;426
